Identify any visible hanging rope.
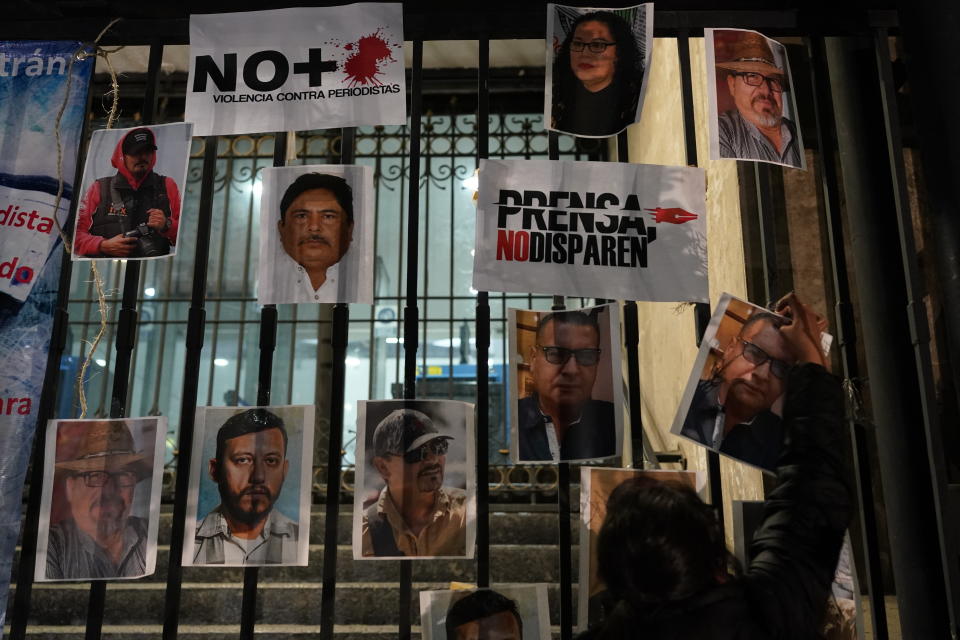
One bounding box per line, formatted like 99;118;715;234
49;18;126;419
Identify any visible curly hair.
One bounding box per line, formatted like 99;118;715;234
551;10;644;134
596;477;738;605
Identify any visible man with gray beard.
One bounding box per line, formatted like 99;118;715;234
715;31;801;167
46;421;152;579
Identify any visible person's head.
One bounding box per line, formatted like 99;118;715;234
716;32;787;130
596;477;733;605
277;173;355;275
120;127;157;180
529;310;602;416
56;420;151;541
371;408;453;502
209;408;289;527
714;312;793;419
552;11;642;122
445;589;524;640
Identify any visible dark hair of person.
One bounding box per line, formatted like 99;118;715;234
536;308;601;344
738;310;786;336
445;589;523;640
551;10;644;129
214;408;289;465
279;172;354;224
596;477;737;605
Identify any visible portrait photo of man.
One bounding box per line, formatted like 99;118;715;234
72;122;192;259
672;293;828;472
258;164;373;304
510;304;623;463
707;29;805;169
184;405;314;566
420;585;551;640
353;400;475;559
36;417;165;581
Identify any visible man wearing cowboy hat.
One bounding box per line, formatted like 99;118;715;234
45;420;153;579
715;30;802;167
361;408;467;557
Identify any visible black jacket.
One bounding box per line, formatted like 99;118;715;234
578;364;850;639
517;394;616;461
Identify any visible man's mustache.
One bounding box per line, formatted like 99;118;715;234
240;485;272;499
299;234;331;246
418;464;442;477
91;493;126;512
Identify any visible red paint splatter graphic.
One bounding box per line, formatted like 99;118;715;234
341;28;398;87
644;207;699;224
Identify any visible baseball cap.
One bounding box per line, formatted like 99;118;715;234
372;408;454;458
122;127;157;155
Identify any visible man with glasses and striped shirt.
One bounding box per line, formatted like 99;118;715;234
681;309;796;472
518;310;616;462
715;31;802;167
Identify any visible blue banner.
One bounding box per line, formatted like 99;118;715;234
0;41;92;630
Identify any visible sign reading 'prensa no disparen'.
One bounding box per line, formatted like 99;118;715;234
186;4;406;136
472;159;708;302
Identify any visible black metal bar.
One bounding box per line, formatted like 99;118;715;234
825;35;951;639
399;39;424;640
873;28;958;634
806;35;888;639
83;42;163;640
753;164;780;307
318;126;355;640
161;136;218;640
475;37;491;590
9;56;97;637
238;132;288;640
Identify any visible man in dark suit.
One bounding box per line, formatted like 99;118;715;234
518;310;616;461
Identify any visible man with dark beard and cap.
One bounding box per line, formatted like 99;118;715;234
45;420;153;579
714;31;801;167
193;408;297;564
74;126;181;257
361;408;467;557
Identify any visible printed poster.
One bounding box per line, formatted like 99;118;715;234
420;584;551;640
706;28;806;169
472;158;708;302
35;418;166;581
0;39;92;628
508;303;623;463
352;400;476;560
257;164;374;304
182;406;315;566
187;4;406;136
546;3;653;138
71;123;192;261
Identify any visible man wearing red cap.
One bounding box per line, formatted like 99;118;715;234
714;31;801;167
74;126;181;258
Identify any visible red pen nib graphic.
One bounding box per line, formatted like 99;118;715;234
644;207;699;224
342;28;397;87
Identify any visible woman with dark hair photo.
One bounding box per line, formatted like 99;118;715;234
550;9;645;137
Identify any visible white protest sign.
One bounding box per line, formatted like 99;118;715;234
472;158;708;302
186;4;406;136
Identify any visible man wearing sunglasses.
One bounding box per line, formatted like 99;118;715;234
362;408;466;557
714;30;802;167
681;310;796;471
518;310;616;462
46;420;153;579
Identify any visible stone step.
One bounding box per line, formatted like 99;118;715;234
0;624;428;639
14;543;575;584
9;582;575;627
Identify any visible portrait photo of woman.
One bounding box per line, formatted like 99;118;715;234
546;4;653;138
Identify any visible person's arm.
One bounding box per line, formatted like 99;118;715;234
161;177;180;244
73;183;105;256
744;297;850;638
